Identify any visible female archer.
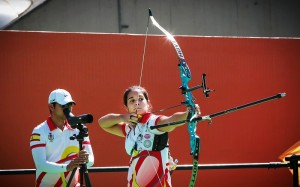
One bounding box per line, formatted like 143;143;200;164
98;85;201;187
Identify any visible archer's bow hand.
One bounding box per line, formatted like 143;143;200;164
187;104;201;121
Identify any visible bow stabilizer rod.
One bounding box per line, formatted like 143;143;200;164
150;93;286;130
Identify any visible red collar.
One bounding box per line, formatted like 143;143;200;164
138;112;152;124
47;116;73;131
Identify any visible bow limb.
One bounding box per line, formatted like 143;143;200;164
149;9;200;187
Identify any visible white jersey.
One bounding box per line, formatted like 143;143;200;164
123;113;166;155
30;116;94;187
122;113;172;187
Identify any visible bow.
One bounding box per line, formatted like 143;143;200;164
148;9;213;186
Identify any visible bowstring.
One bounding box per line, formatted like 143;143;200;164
139;11;150;87
140;10;183;115
130;10;163;187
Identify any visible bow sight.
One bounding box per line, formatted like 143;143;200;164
180;73;214;98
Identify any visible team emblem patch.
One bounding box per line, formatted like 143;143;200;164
143;140;152;148
144;134;151;139
48;133;54;142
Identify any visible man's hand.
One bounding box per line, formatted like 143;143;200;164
66;148;89;171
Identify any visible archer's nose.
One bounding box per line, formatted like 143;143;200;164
134;101;139;106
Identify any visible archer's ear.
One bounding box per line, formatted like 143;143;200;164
147;100;152;110
48;103;55;112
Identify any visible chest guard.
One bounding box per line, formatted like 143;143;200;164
152;132;168;151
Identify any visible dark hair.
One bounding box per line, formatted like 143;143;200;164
123;86;149;107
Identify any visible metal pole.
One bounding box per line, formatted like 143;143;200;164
286;155;300;187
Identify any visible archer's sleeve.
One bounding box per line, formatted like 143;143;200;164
148;115;165;135
121;123;129;136
124;124;139;156
30;126;67;173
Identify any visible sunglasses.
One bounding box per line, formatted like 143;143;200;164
58;103;73;109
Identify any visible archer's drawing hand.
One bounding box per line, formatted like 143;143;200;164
123;113;139;126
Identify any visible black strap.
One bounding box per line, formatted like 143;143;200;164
152;132;168;151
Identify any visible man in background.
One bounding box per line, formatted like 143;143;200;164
30;89;94;187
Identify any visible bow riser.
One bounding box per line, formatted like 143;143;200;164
179;61;192;81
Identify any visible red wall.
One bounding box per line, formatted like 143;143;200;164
0;30;299;187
